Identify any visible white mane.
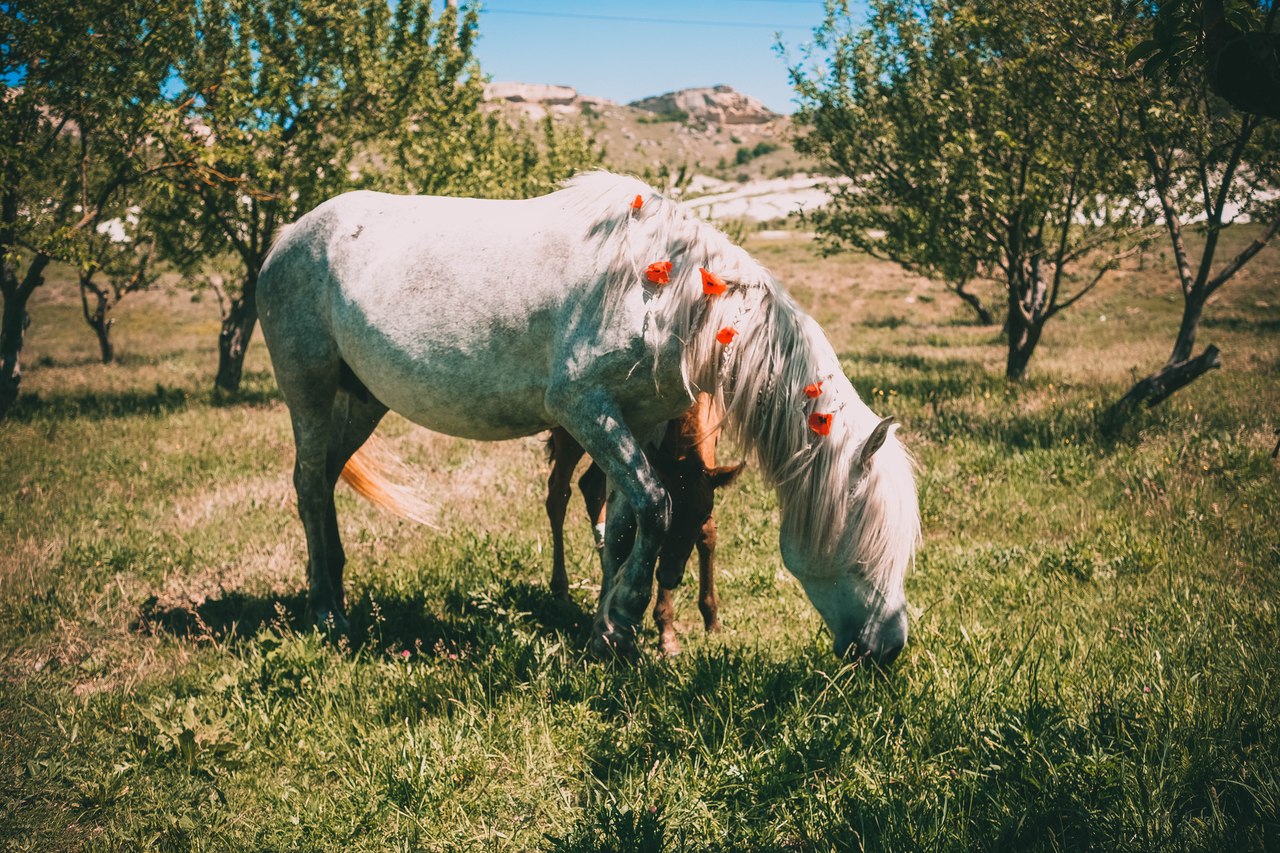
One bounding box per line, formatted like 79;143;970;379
555;171;920;594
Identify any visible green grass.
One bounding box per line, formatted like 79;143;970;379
1;235;1278;850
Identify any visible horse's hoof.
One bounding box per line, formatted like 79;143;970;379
658;635;682;656
313;609;351;640
590;625;641;663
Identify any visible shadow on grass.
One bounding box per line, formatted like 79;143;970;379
209;370;281;409
9;372;281;422
842;351;1001;401
136;579;592;655
8;384;192;422
1202;314;1280;334
837;350;1242;452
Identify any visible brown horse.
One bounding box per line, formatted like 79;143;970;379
545;393;744;654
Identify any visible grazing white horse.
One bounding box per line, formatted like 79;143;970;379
257;171;919;663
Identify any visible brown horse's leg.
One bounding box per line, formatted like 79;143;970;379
653;586;681;655
696;516;722;632
546;429;585;599
578;461;608;562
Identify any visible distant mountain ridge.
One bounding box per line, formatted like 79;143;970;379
483;82;776;125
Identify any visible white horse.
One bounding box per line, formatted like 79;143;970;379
257;171;920;663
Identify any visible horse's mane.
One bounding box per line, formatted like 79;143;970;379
555;172;919;594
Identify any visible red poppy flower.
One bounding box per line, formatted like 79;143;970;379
631;194;644;210
808;412;834;436
700;268;727;296
716;326;737;345
645;261;672;285
803;381;824;399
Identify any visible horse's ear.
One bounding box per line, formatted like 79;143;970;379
859;416;897;468
707;460;747;490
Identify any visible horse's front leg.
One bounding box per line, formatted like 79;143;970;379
696;516;722;632
595;472;667;659
545;429;585;600
548;388;670;660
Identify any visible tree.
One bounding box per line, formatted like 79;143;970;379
76;211;157;364
790;0;1149;379
0;0;190;417
159;0;472;391
160;0;598;393
1112;10;1279;411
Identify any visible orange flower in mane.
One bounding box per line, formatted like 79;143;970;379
716;326;737;345
808;412;834;436
645;261;672;285
803;381;824;398
700;268;727;296
631;194;644;210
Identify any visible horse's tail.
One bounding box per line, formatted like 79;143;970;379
339;441;436;527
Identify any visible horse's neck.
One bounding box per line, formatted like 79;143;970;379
737;292;899;551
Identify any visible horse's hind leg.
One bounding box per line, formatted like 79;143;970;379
322;386;388;612
279;357;386;633
282;377;347;631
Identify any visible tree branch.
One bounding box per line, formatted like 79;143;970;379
1205;216;1280;295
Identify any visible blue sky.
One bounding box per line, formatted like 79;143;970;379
471;1;855;114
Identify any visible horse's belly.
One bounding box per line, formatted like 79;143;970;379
367;367;552;440
339;320;557;440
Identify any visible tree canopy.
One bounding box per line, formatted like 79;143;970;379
1;0;193;415
790;0;1157;380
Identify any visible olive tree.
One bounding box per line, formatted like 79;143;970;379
76;205;160;364
790;0;1149;379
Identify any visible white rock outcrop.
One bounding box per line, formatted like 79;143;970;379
482;82;618;119
483;82;579;105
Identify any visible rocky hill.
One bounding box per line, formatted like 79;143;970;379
483;82;830;222
628;85;778;125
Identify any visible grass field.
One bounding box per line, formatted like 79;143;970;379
1;230;1278;851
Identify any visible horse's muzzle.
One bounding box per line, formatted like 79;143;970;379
837;606;908;667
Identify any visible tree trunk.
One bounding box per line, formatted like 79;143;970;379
1111;345;1221;414
0;257;47;420
214;272;259;393
0;288;33;419
1168;287;1205;365
1110;289;1218;414
1004;269;1045;381
93;317;114;365
1005;311;1043;381
79;274;115;364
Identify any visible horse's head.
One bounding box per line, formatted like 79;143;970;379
779;415;919;666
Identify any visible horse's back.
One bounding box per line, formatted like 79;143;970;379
258;186;687;440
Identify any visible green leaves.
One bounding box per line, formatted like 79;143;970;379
790;0;1156;377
